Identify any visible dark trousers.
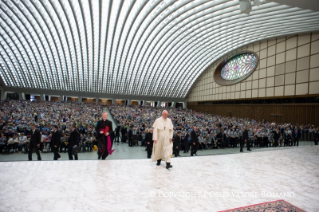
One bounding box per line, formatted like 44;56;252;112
191;143;198;156
284;139;290;146
240;139;244;152
52;147;60;160
234;137;238;147
293;138;299;146
146;143;152;158
274;138;279;147
263;137;268;147
230;138;234;147
28;143;41;160
97;149;108;160
184;142;189;152
174;144;179;157
314;138;318;145
115;135;120;143
247;139;251;150
128;137;132;146
68;147;78;160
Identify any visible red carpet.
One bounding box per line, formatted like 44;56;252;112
219;200;305;212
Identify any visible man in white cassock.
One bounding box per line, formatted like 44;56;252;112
152;110;174;169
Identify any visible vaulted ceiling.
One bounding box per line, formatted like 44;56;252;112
0;0;318;98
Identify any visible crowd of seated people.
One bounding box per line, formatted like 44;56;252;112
0;100;103;154
109;105;319;151
1;100;318;156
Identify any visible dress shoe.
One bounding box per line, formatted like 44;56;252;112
156;159;161;166
166;163;173;169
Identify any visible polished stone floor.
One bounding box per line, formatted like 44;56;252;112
0;140;314;162
0;145;318;212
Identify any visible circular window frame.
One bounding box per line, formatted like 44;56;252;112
214;51;259;86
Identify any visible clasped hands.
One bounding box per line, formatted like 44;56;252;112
100;131;109;136
154;138;172;144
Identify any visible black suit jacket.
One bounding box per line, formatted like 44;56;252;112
121;127;127;135
190;131;198;144
51;131;62;147
68;129;80;147
173;135;181;146
243;129;249;140
95;119;114;141
116;126;120;136
145;132;153;145
128;129;133;138
30;130;41;145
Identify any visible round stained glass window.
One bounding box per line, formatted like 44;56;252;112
213;51;259;86
221;53;258;80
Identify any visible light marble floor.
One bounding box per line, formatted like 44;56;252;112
0;145;318;212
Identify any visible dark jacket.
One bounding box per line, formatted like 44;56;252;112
243;129;249;140
68;129;80;147
121;127;127;136
30;129;41;145
51;131;62;147
116;126;120;136
190;130;198;144
184;133;190;144
173;135;181;146
145;132;153;145
128;129;133;138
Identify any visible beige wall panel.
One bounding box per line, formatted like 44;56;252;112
276;41;285;53
285;60;296;73
309;68;319;81
286;36;297;50
297;44;310;58
296;70;309;83
275;86;284;96
309;81;319;94
310;54;319;68
285;73;295;85
267;77;274;87
296;83;308;95
275;75;284;86
285;85;295;96
298;34;311;46
286;48;297;61
276;52;285;64
297;57;309;71
266;87;274;96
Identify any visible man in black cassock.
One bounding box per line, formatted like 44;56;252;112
242;126;252;152
68;123;80;160
145;128;153;158
173;131;182;157
95;112;114;160
190;126;199;156
28;123;42;161
51;125;61;160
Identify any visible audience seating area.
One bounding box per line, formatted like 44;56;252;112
0;100;318;157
